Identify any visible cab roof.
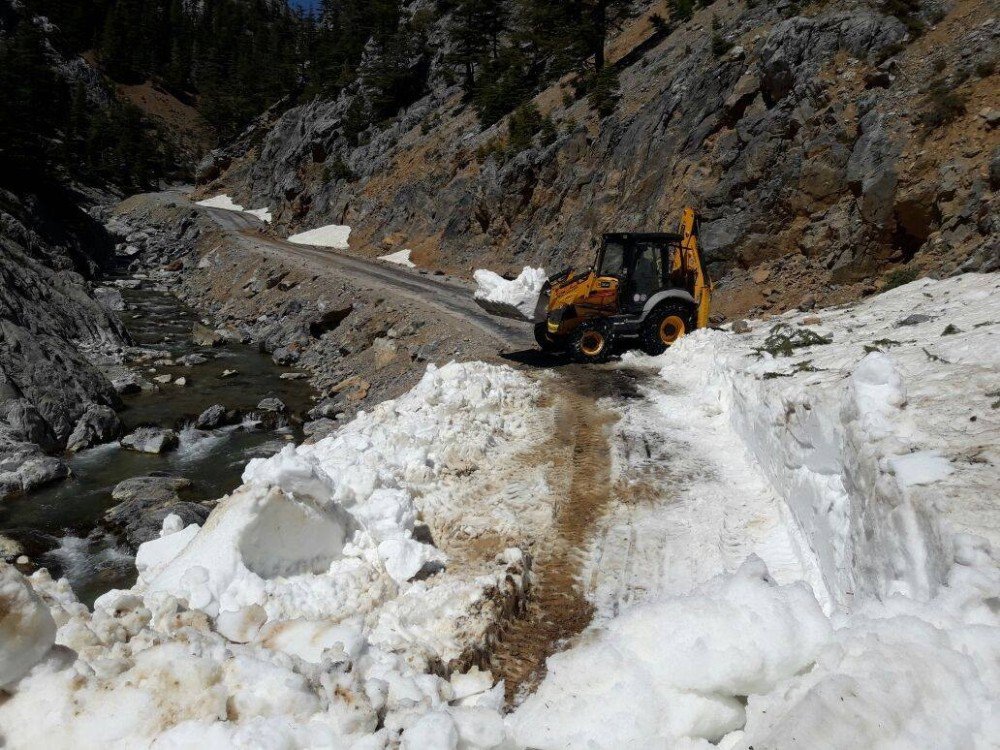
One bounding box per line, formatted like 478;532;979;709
603;232;683;244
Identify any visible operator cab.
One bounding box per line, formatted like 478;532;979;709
596;232;685;315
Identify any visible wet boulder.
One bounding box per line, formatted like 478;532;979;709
105;476;209;548
66;404;123;452
257;397;287;414
120;427;179;454
10;456;70;493
195;404;237;430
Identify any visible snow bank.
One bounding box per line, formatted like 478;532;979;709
514;273;1000;749
288;224;352;249
687;273;1000;605
195;194;244;212
513;555;1000;749
512;558;829;747
473;267;547;322
379;249;416;268
0;363;542;748
195;194;274;224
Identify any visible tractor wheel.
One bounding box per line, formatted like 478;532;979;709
641;302;692;355
569;319;614;364
534;322;565;352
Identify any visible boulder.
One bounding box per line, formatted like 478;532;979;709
176;353;209;367
111;370;146;395
195;404;234;430
66;404;123;452
105;476;208;547
272;345;301;365
15;456;70;492
120;427;179;454
192;323;224;347
303;418;338;442
257;397;287;414
0;400;51;448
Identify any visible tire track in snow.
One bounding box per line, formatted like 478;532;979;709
488;368;643;705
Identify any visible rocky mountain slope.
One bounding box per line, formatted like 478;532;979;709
203;0;998;319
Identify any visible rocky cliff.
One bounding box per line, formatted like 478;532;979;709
204;0;998;318
0;187;127;498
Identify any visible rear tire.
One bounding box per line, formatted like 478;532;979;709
641;302;692;355
569;319;614;363
534;321;565;352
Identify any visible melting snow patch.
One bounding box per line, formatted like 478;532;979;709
195;194;244;211
473;266;547;322
379;248;416;268
195;194;274;224
287;224;352;249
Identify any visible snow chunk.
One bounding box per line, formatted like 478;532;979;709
510;559;830;748
890;450;955;487
288;224;352;250
473;266;547;322
0;562;56;689
379;248;416;268
377;537;446;584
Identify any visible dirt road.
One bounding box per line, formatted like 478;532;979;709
194;202;532;350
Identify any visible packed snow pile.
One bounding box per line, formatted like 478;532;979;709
378;249;416;268
509;275;1000;749
473;266;547;322
288;224;352;250
2;276;998;749
0;363;545;748
195;194;273;224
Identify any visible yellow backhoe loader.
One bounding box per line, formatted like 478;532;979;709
531;208;712;362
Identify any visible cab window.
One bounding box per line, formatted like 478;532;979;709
632;242;664;298
598;241;626;277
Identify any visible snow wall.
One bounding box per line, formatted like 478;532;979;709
693;275;998;607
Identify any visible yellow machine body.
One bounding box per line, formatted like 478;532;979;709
541;207;712;348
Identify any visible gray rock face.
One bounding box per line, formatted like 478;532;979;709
209;3;995;293
66;404;124;453
0;188;129;497
105;475;209;548
120;427;180;454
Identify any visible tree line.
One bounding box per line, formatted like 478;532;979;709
1;0;663;194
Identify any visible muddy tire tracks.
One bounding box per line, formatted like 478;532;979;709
489;367;646;704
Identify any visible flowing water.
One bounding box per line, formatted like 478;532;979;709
0;284;314;605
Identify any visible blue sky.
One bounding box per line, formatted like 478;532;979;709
288;0;322;11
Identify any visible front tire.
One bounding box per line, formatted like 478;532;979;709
569;319;614;363
534;321;565;352
641;303;692;355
